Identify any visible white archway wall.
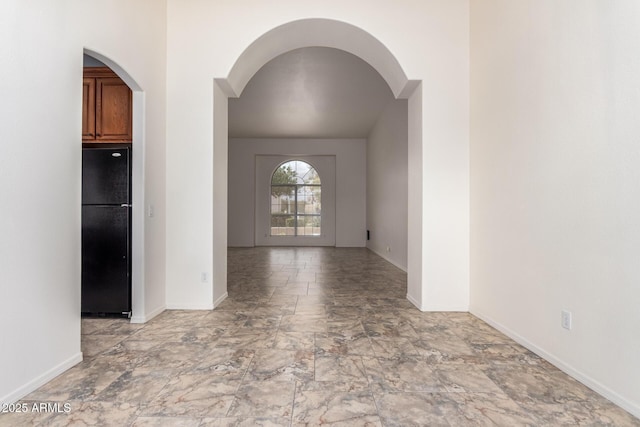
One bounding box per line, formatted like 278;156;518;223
165;2;470;311
212;81;228;308
79;0;169;321
82;47;168;322
227;19;408;98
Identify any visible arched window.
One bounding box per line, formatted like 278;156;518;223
270;160;321;236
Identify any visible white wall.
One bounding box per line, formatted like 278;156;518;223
0;0;166;404
470;1;640;417
229;139;366;247
367;100;408;270
166;0;470;312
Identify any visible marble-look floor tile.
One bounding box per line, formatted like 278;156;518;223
82;318;145;336
200;417;291;426
127;328;187;343
240;315;282;330
307;287;333;297
485;365;598;405
116;338;165;352
190;347;255;380
448;392;540;426
296;294;333;308
364;356;446;392
40;401;140;427
374;392;459;427
471;343;548;366
297;380;370;393
142;375;239;418
203;310;251;324
24;360;123;401
516;399;640;426
369;336;420;358
131;416;202;426
89;342;149;371
227;380;296;418
81;334;126;357
326;319;366;335
269;295;300;304
435;365;504;393
136;342;209;371
0;406;60;427
413;335;480;364
81;318;121;335
215;330;278;349
314;355;369;385
274;331;315;351
273;286;309;297
292;272;317;282
245;349;314;382
215;300;259;312
279;314;327;333
19;247;637;426
292;390;380;426
315;333;373;356
94;367;172;403
294;304;326;316
253;305;296;317
178;327;227;343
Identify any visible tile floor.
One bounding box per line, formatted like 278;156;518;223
3;247;639;426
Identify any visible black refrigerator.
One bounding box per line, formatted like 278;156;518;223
82;146;132;316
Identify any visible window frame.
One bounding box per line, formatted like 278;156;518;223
270;161;321;237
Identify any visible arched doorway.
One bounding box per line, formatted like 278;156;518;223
82;49;147;322
212;19;423;309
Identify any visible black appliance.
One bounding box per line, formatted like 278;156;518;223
82;146;132;316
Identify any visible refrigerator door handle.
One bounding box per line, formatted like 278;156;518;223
121;204;132;208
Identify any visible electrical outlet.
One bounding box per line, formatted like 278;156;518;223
201;272;208;283
147;204;154;218
386;246;391;252
561;310;572;330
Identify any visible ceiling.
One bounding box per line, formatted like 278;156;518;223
228;47;394;139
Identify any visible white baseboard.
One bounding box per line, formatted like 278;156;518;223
163;294;227;311
471;308;640;420
130;305;165;324
405;294;469;312
423;305;470;312
213;292;228;308
1;352;83;406
367;247;407;272
165;303;214;310
406;293;424;311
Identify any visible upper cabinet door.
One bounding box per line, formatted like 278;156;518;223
82;77;96;140
82;67;132;143
95;77;132;142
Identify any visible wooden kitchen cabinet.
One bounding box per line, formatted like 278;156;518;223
82;77;96;140
83;67;132;143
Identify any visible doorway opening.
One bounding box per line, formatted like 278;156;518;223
213;19;422;309
81;50;146;322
